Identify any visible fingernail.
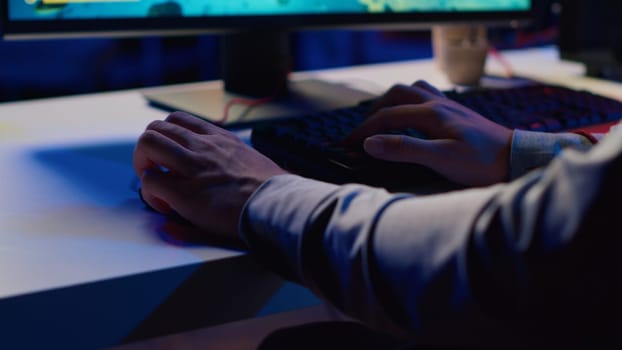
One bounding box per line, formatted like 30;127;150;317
364;136;384;156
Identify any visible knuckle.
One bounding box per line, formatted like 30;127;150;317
413;80;434;90
165;111;189;123
426;100;446;115
139;129;160;146
375;106;392;118
146;119;165;130
372;107;395;125
414;80;435;93
200;132;220;145
389;84;409;94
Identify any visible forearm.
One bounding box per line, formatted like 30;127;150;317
240;129;622;335
240;174;501;332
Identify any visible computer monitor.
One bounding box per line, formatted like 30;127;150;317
4;2;532;36
2;1;533;125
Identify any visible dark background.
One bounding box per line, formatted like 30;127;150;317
557;0;622;81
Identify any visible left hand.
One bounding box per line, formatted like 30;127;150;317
343;81;513;186
133;111;288;241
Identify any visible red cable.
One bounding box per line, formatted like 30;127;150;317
488;46;514;79
217;66;291;126
218;95;276;126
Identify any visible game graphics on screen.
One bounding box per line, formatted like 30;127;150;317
10;0;530;20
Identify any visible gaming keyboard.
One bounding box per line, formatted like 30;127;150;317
251;83;622;191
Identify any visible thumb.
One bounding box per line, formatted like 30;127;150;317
363;135;437;165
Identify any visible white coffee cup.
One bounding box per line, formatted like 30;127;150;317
432;25;489;86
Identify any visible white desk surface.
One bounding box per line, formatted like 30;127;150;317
0;46;619;348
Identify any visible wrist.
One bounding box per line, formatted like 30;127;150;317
509;130;594;180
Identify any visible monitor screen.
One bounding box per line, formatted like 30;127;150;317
11;1;531;18
3;1;532;38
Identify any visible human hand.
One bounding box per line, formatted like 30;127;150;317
343;81;513;186
133;111;288;241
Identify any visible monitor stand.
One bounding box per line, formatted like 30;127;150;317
142;30;376;129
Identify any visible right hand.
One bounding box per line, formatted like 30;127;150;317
134;112;288;242
343;81;513;186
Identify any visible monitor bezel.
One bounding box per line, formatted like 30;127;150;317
2;5;533;39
